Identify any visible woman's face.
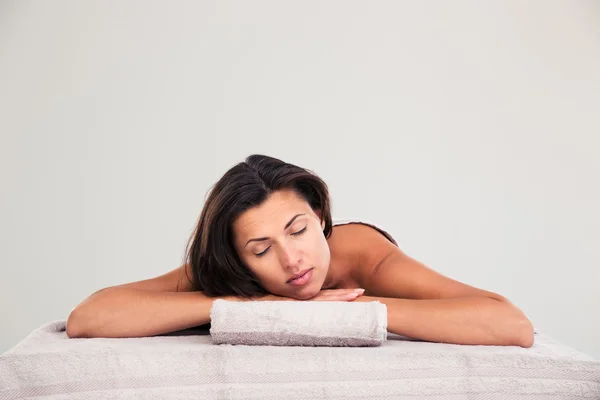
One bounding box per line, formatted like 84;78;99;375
232;189;330;300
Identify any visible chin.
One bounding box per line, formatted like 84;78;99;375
292;283;322;300
293;291;315;300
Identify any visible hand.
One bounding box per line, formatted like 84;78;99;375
348;294;376;302
249;293;295;302
306;288;366;301
250;288;366;302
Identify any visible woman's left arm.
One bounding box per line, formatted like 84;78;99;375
350;225;534;348
354;295;534;347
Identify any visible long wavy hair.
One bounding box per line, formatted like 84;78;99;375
183;154;332;298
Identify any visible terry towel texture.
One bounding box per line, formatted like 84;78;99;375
209;299;388;346
2;321;600;399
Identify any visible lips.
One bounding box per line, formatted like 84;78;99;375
287;268;311;283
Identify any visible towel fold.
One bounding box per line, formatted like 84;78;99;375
209;299;387;347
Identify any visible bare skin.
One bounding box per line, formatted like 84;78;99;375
231;189;360;301
64;192;366;338
67;189;534;347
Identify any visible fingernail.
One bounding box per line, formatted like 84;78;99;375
354;288;365;293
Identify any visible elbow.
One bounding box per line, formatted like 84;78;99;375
66;288;112;338
493;296;534;348
66;307;89;338
513;318;535;348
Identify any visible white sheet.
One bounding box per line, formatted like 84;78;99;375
1;321;599;399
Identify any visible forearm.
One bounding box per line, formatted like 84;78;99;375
356;296;534;347
66;288;234;338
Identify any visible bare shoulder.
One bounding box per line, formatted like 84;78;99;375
327;223;393;288
327;223;360;264
328;222;382;250
330;223;509;302
329;222;396;256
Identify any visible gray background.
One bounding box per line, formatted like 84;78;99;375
1;1;599;358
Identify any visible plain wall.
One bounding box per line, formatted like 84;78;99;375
1;1;599;357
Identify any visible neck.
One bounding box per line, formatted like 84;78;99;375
322;260;343;290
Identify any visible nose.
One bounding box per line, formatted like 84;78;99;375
278;243;302;269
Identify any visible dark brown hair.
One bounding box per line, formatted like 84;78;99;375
183;154;332;298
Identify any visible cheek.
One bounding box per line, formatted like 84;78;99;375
308;230;330;266
242;257;283;290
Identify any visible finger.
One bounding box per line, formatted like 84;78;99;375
344;294;360;301
338;292;360;301
325;288;365;295
320;289;347;296
310;292;358;301
314;289;364;301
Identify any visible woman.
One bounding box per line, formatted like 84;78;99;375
67;154;534;347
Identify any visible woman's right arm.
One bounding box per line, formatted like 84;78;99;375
65;264;236;339
66;264;367;339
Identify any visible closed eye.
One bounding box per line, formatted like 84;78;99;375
254;227;307;257
255;247;270;257
292;227;307;236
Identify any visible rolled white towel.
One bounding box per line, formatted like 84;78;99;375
209;299;387;347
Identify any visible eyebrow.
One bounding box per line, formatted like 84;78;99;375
244;213;306;247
